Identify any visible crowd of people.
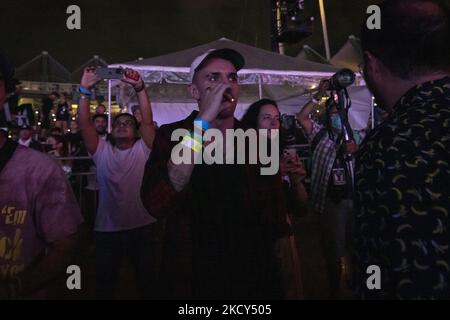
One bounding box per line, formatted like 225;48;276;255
0;0;449;300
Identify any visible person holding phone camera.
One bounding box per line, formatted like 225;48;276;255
78;67;158;299
242;99;308;218
241;98;307;297
296;80;359;299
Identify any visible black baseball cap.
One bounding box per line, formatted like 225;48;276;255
19;124;32;131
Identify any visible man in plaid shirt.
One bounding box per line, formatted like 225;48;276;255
141;48;302;299
297;81;360;299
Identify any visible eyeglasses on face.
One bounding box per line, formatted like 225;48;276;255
113;119;135;128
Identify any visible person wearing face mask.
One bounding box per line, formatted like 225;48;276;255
296;80;359;299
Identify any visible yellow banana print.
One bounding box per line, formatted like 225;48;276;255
405;160;418;168
432;206;448;217
393;175;406;183
432;219;444;234
398;279;414;289
429;169;440;178
425;188;441;199
391;188;403;201
411;206;427;216
397;224;413;233
436;260;449;272
395;238;406;252
413;260;430;271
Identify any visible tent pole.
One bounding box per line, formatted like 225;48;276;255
258;75;263;99
276;1;285;55
371;96;375;129
108;80;112;133
318;0;331;61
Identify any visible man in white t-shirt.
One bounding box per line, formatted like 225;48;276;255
77;67;157;299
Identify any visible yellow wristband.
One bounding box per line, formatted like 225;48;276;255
181;135;203;153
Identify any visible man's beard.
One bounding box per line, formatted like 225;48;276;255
216;103;236;119
96;129;107;135
364;70;390;113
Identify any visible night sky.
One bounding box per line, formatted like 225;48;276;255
2;0;449;70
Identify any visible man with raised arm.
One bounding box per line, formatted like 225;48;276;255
141;49;302;299
78;67;157;299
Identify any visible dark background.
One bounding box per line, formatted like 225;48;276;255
2;0;449;70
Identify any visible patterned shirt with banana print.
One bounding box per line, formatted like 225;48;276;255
354;76;450;299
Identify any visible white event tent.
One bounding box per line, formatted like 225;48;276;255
108;38;347;125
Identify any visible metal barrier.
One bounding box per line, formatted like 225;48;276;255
54;156;98;221
53;151;312;219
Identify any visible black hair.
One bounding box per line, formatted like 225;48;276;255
92;113;108;122
49;126;63;135
361;0;450;79
48;134;68;156
50;91;60;98
241;99;279;130
241;99;289;152
105;113;139;147
49;134;63;144
113;113;139;132
113;113;137;125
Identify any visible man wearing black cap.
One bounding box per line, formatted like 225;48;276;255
141;48;300;299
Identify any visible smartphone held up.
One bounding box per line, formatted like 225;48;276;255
96;67;124;79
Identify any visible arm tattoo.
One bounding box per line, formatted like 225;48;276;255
167;160;192;192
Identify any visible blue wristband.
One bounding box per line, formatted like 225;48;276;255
79;86;92;96
194;118;209;131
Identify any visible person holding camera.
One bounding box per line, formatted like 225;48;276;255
78;67;158;299
296;80;359;299
241;98;308;218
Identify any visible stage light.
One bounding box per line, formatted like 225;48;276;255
274;0;313;44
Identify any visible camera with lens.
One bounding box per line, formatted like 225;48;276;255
324;68;355;91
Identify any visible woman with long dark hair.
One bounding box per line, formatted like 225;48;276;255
241;99;308;299
241;99;308;216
